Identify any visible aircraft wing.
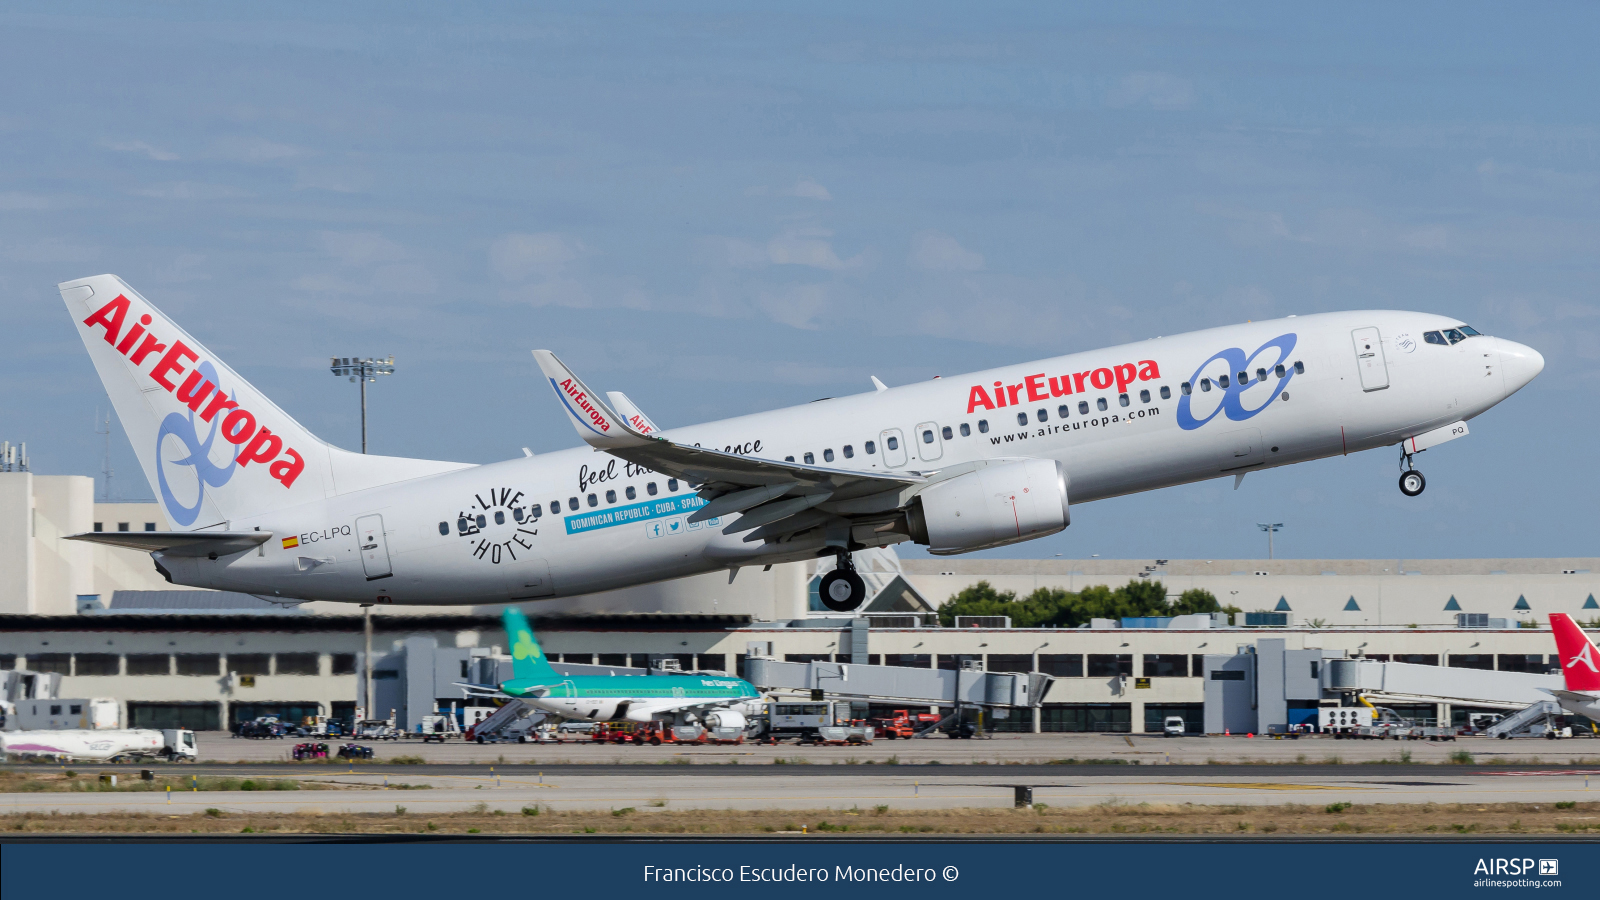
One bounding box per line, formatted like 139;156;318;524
532;350;924;543
64;530;272;558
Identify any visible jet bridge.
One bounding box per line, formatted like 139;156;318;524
741;657;1052;709
1325;659;1563;710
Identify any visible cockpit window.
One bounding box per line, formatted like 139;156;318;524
1458;325;1481;336
1424;331;1447;346
1444;328;1466;344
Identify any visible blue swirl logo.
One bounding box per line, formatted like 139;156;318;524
155;361;239;526
1176;333;1298;431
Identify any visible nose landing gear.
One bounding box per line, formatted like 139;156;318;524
1398;449;1426;497
818;549;867;612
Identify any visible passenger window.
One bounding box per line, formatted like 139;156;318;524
976;422;987;434
1294;361;1305;374
476;514;487;528
824;448;834;462
667;479;679;492
1236;371;1247;384
605;490;616;504
1078;401;1089;415
1181;382;1192;395
866;440;877;453
1035;409;1047;423
531;503;543;518
568;497;579;511
1205;376;1217;390
922;429;934;443
1058;405;1070;419
625;486;635;500
960;423;970;436
1275;364;1286;378
513;507;525;523
647;482;657;496
941;426;952;440
785;456;795;462
438;522;449;536
550;500;560;515
1256;367;1267;381
1096;397;1108;411
843;445;854;458
886;436;899;451
1016;413;1028;426
494;510;505;525
1118;393;1130;407
1160;385;1172;399
1424;331;1446;345
587;493;598;508
803;452;815;464
1139;389;1150;403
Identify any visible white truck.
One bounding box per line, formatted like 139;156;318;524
1;698;120;731
0;728;197;762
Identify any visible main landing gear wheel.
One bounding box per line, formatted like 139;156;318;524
819;569;867;612
1399;470;1426;497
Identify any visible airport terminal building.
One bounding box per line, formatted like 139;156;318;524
3;471;1597;734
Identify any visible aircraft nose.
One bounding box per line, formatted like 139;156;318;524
1497;338;1545;398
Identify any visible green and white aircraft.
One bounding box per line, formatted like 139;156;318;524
473;607;764;732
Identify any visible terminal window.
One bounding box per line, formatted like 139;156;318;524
176;653;220;676
0;654;15;669
1142;654;1189;678
1087;654;1133;677
229;654;270;676
597;653;628;668
126;654;170;675
277;653;320;675
1392;654;1438;666
144;522;156;531
1040;703;1131;733
883;654;932;668
74;654;119;676
986;653;1033;674
1448;654;1494;670
1496;654;1554;673
29;653;70;675
331;653;357;675
1037;654;1082;677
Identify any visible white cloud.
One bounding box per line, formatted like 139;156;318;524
755;284;830;329
907;231;984;271
104;139;178;161
1106;71;1195;110
490;232;588;280
319;231;406;267
784;179;833;200
766;228;865;271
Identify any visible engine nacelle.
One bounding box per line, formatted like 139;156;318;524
907;458;1068;555
703;709;746;732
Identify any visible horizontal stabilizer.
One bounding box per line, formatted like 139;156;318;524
65;530;271;558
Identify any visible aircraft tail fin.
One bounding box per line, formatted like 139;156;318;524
60;275;469;530
1550;613;1600;692
502;606;560;684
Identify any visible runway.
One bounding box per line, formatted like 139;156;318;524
5;768;1596;816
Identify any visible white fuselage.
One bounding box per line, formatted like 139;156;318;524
157;311;1539;605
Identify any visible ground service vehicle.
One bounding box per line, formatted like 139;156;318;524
0;728;195;762
1163;716;1186;737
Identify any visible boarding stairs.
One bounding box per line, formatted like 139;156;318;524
1486;700;1563;738
465;699;545;741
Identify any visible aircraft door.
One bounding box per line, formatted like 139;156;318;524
355;514;393;580
1352;327;1390;392
914;421;943;462
880;428;908;467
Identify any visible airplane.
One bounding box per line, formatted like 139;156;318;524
462;607;763;736
59;273;1544;611
1545;613;1600;725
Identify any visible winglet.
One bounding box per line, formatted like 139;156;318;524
1551;613;1600;692
606;391;661;435
531;350;652;450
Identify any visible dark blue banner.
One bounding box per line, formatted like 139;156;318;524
4;841;1595;898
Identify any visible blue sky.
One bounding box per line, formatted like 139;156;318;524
3;3;1596;560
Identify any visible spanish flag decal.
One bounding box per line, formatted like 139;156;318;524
281;536;299;549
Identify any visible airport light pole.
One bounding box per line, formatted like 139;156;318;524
329;356;395;454
1257;522;1284;560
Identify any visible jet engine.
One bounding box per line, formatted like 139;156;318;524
703;709;748;741
907;458;1068;555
